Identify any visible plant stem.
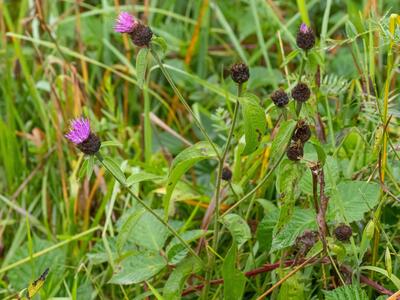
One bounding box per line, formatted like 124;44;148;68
202;84;242;298
95;153;205;267
149;46;221;160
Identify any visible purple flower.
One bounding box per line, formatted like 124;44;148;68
114;12;138;33
65;118;91;144
65;118;101;155
300;23;309;33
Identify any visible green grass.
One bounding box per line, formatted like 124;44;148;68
0;0;400;299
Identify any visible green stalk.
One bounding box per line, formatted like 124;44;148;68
202;84;242;298
149;46;220;159
95;153;204;267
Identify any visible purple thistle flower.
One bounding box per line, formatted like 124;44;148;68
114;12;138;33
65;118;91;144
65;118;101;155
300;23;309;34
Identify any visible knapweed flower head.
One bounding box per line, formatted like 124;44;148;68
334;224;352;242
271;88;289;107
114;12;138;33
296;23;315;51
230;62;250;84
221;166;233;181
292;82;311;102
114;12;153;47
292;120;311;143
65;118;101;155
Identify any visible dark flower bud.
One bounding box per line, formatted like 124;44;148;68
286;141;304;161
334;224;352;242
130;24;153;47
221;166;233;181
230;63;249;84
65;118;101;155
292;82;311;102
271;89;289;107
77;133;101;155
296;23;315;51
292;120;311;143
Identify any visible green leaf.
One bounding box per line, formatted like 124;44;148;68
222;242;246;300
222;214;251;248
109;252;166;285
240;93;266;155
163;257;202;300
277;272;305;300
7;236;66;295
127;210;170;251
166;230;206;264
100;141;123;148
275;160;302;232
78;158;89;179
146;281;165;300
270;120;297;163
256;209;279;252
328;181;380;222
102;157;126;185
271;208;317;251
360;266;400;289
116;208;145;251
126;172;162;187
163;141;218;219
280;49;300;67
136;47;149;89
323;285;368;300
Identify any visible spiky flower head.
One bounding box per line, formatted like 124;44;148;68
114;12;138;33
296;23;315;51
221;166;233;181
292;120;311;143
292;82;311;102
230;63;250;84
286;141;304;161
65;118;101;155
130;24;153;47
334;224;352;242
271;89;289;107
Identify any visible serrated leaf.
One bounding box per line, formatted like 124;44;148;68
166;230;206;265
102;157;126;185
240;93;266;155
323;285;368;300
222;214;251;248
256;209;279;252
271;209;317;251
270;120;297;163
116;208;145;251
163;141;218;219
275;160;302;232
109;252;166;285
222;242;246;300
128;210;170;251
163;257;202;300
136;47;149;89
328;181;380;222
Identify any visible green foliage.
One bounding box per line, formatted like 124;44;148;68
323;285;369;300
222;242;246;300
163;141;218;218
239;93;266;155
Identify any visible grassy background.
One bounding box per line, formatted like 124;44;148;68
0;0;400;299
